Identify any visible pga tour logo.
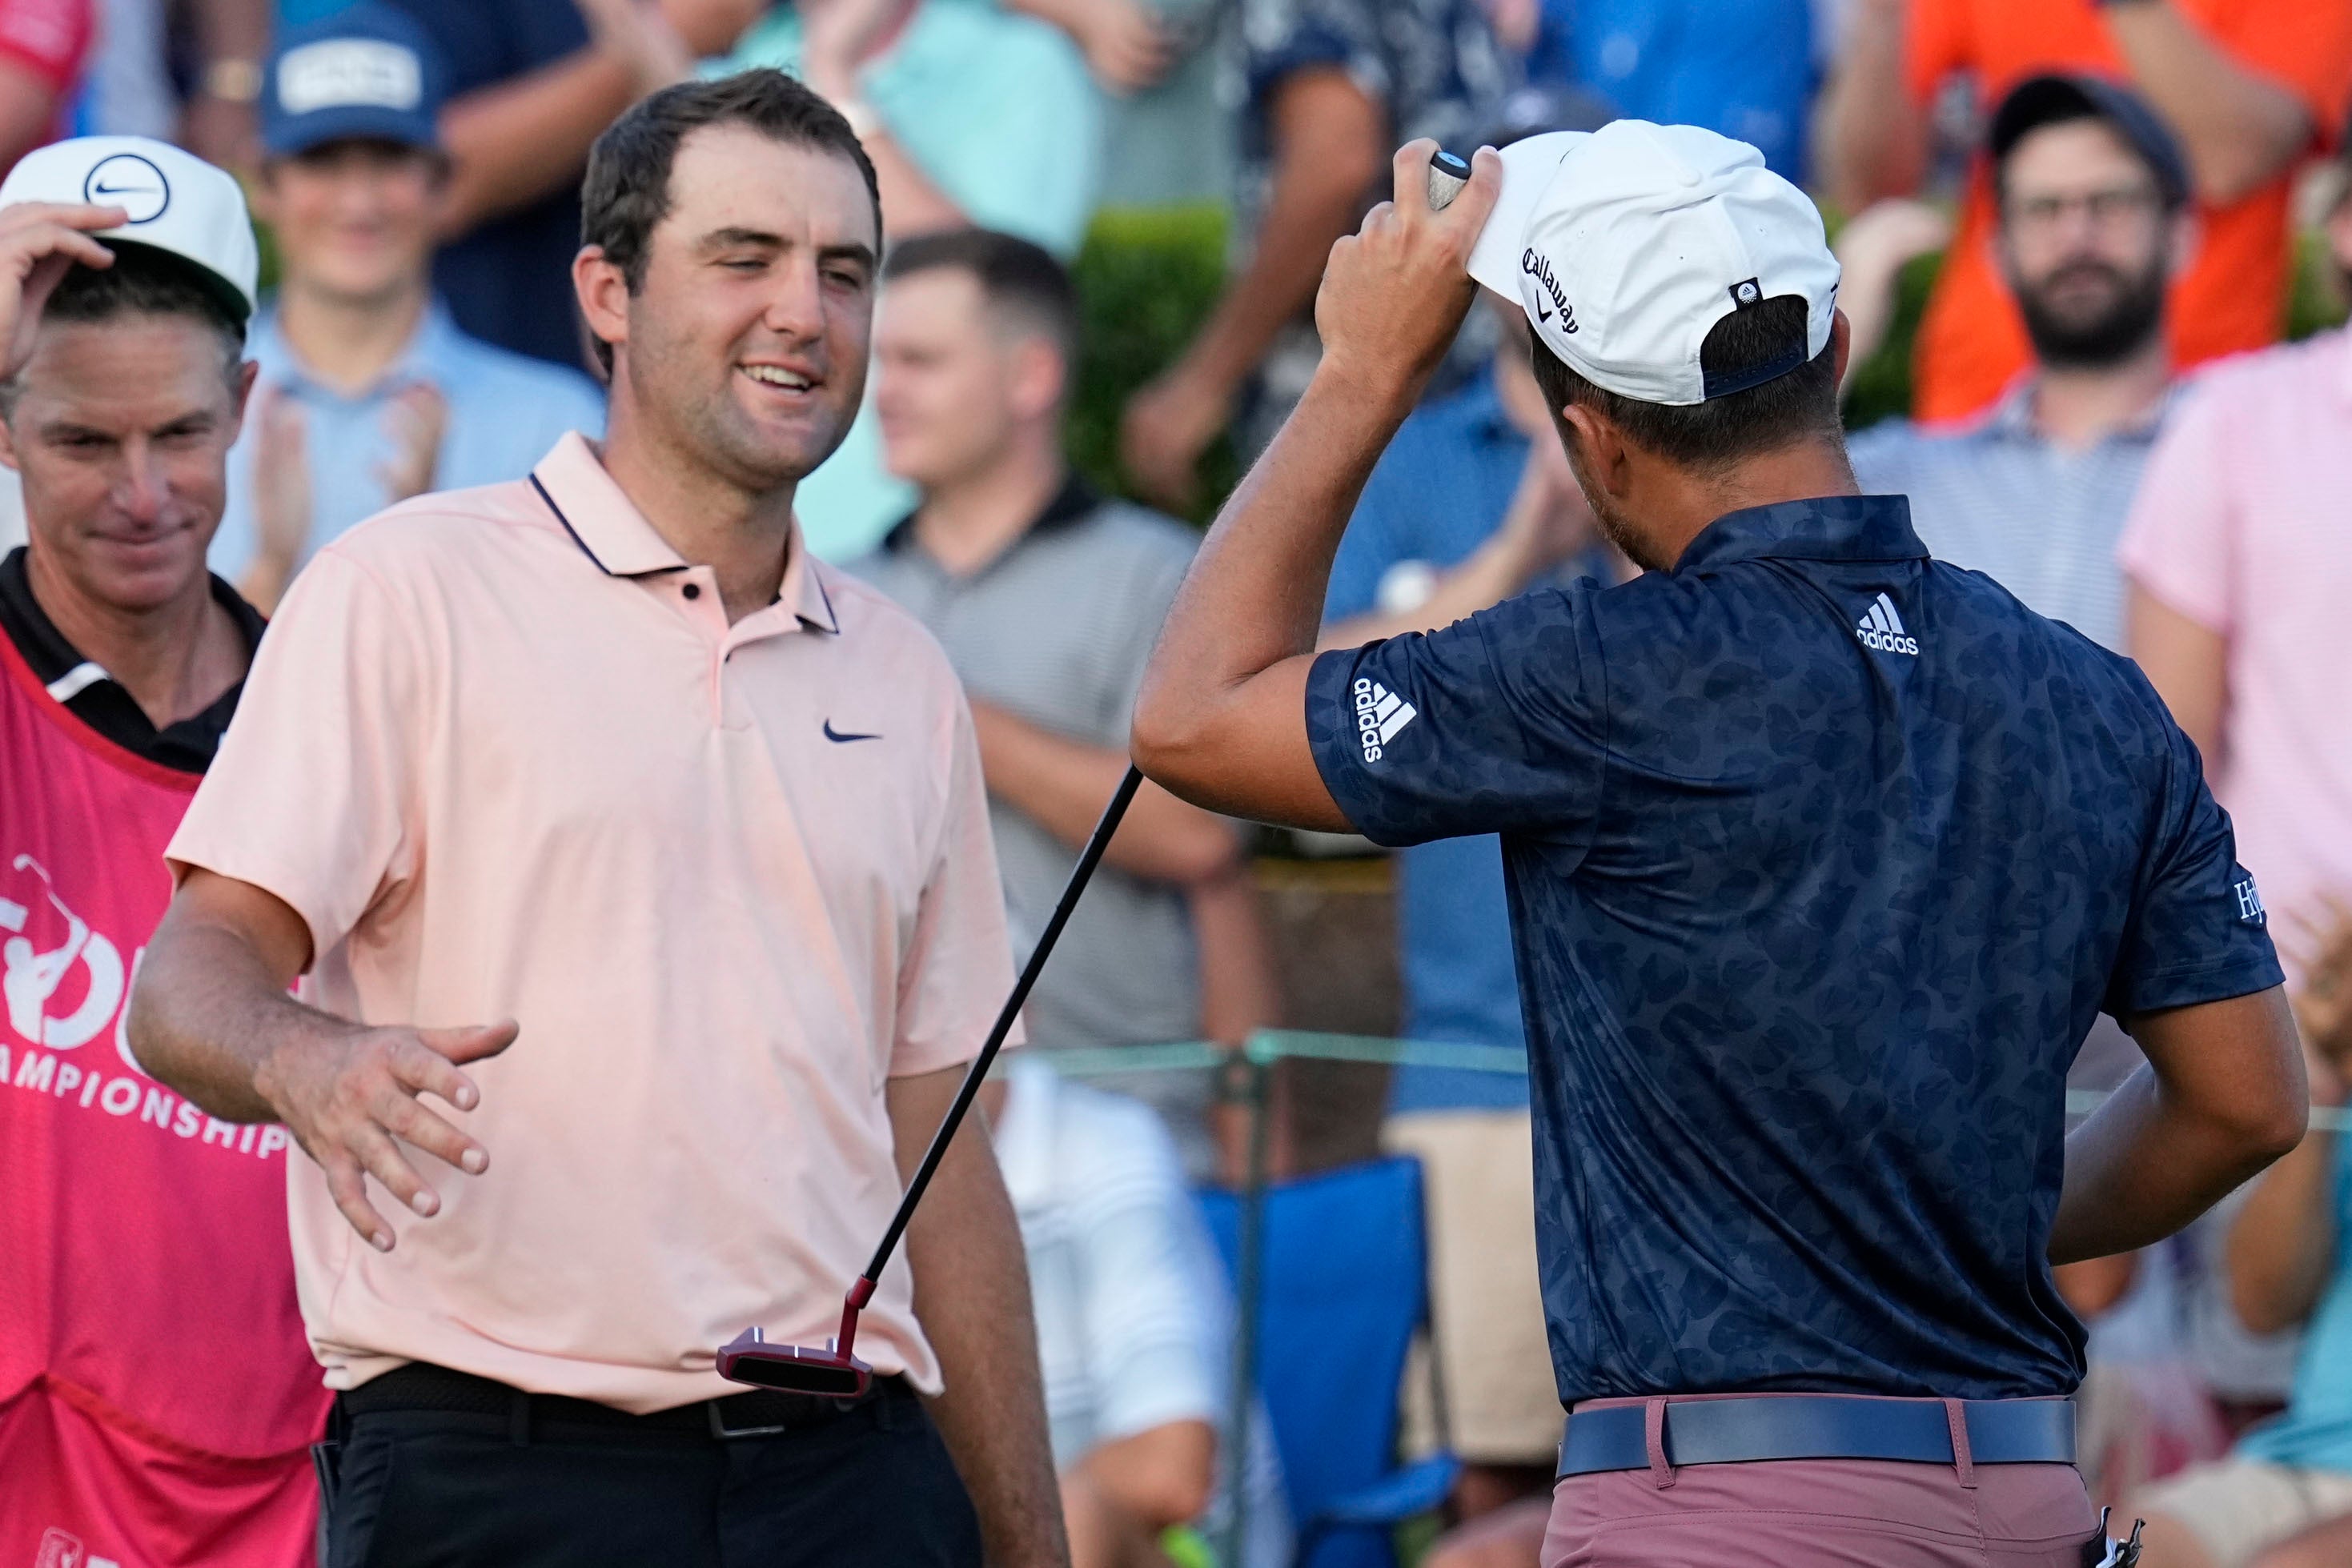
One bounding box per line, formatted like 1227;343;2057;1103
1354;677;1417;763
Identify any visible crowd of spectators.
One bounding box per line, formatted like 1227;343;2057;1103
5;0;2352;1564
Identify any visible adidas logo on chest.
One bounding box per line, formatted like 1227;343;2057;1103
1856;592;1920;656
1352;677;1417;762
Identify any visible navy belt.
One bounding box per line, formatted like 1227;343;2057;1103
1556;1395;2075;1478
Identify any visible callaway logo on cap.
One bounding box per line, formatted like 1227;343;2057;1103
1464;120;1840;407
0;135;259;323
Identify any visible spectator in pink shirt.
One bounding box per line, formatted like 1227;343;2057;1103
2118;134;2352;972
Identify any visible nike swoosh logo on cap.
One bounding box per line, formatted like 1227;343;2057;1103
93;183;156;196
823;720;881;744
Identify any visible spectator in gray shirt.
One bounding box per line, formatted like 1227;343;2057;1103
1841;73;2194;653
845;231;1275;1174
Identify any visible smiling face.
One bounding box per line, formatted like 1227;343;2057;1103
595;124;879;493
256;138;444;309
0;313;251;612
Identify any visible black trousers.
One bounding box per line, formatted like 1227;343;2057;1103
319;1374;982;1566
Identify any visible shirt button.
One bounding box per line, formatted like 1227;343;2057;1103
683;583;702;600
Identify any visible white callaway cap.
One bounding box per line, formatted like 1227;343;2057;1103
0;135;259;323
1465;120;1840;407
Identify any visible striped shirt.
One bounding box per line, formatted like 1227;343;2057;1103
1846;381;2172;652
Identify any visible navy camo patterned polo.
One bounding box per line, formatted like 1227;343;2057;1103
1306;493;2282;1403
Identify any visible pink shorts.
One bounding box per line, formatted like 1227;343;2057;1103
1541;1396;2101;1568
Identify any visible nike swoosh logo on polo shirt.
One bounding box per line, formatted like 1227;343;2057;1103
823;720;881;744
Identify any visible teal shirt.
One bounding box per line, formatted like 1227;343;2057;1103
2239;1141;2352;1470
720;2;1102;257
718;3;1103;559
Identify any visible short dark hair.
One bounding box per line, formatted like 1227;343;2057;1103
580;69;882;371
1528;295;1839;472
1989;76;2191;215
0;246;245;416
881;229;1080;370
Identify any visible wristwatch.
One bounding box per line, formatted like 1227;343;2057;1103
201;58;263;104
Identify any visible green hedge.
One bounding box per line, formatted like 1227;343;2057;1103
1067;202;1238;524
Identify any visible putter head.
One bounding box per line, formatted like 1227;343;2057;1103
717;1326;873;1398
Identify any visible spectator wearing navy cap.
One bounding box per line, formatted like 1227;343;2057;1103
1134;123;2305;1564
1844;74;2193;655
209;2;607;612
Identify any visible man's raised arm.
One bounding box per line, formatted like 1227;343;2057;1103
1129;141;1501;828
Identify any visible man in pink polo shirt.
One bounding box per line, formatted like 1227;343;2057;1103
2118;134;2352;974
126;70;1068;1567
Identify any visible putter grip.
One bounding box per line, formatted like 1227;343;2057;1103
1427;149;1471;211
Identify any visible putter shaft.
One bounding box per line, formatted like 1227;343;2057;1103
857;764;1145;1286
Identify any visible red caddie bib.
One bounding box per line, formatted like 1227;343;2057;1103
0;630;327;1567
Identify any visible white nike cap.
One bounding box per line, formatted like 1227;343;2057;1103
1466;120;1840;407
0;135;259;323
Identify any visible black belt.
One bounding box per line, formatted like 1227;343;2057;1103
338;1360;911;1442
1556;1395;2076;1477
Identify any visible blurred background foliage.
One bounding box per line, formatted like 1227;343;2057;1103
1067;202;1238;524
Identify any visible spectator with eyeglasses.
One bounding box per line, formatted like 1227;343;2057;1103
1818;0;2352;423
1843;74;2191;656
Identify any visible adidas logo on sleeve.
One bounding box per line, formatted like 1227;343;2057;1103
1856;592;1920;656
1353;676;1417;762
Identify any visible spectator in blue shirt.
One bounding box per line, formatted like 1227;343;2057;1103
211;3;608;609
1320;298;1617;1525
1134;124;2304;1564
1519;0;1832;179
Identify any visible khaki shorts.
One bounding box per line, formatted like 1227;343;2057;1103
1385;1108;1561;1466
2133;1458;2352;1567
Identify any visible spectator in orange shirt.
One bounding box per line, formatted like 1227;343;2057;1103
1818;0;2352;423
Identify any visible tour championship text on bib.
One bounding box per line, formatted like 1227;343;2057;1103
0;633;325;1568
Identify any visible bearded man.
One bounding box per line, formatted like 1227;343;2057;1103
1844;72;2194;653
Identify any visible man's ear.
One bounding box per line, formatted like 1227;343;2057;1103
2166;207;2203;285
1830;308;1852;387
1008;336;1066;424
1559;403;1627;498
223;357;261;446
574;247;629;372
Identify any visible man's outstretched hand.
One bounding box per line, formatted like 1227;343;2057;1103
255;1020;518;1253
0;201;122;380
1312;139;1501;407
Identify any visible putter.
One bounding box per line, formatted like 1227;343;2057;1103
718;764;1146;1396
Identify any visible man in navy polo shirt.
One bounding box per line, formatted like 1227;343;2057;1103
1131;122;2308;1566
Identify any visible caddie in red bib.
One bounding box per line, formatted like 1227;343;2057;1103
0;137;328;1566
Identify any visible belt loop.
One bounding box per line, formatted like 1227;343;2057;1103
510;1390;532;1449
1644;1399;1676;1490
1943;1399;1976;1490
